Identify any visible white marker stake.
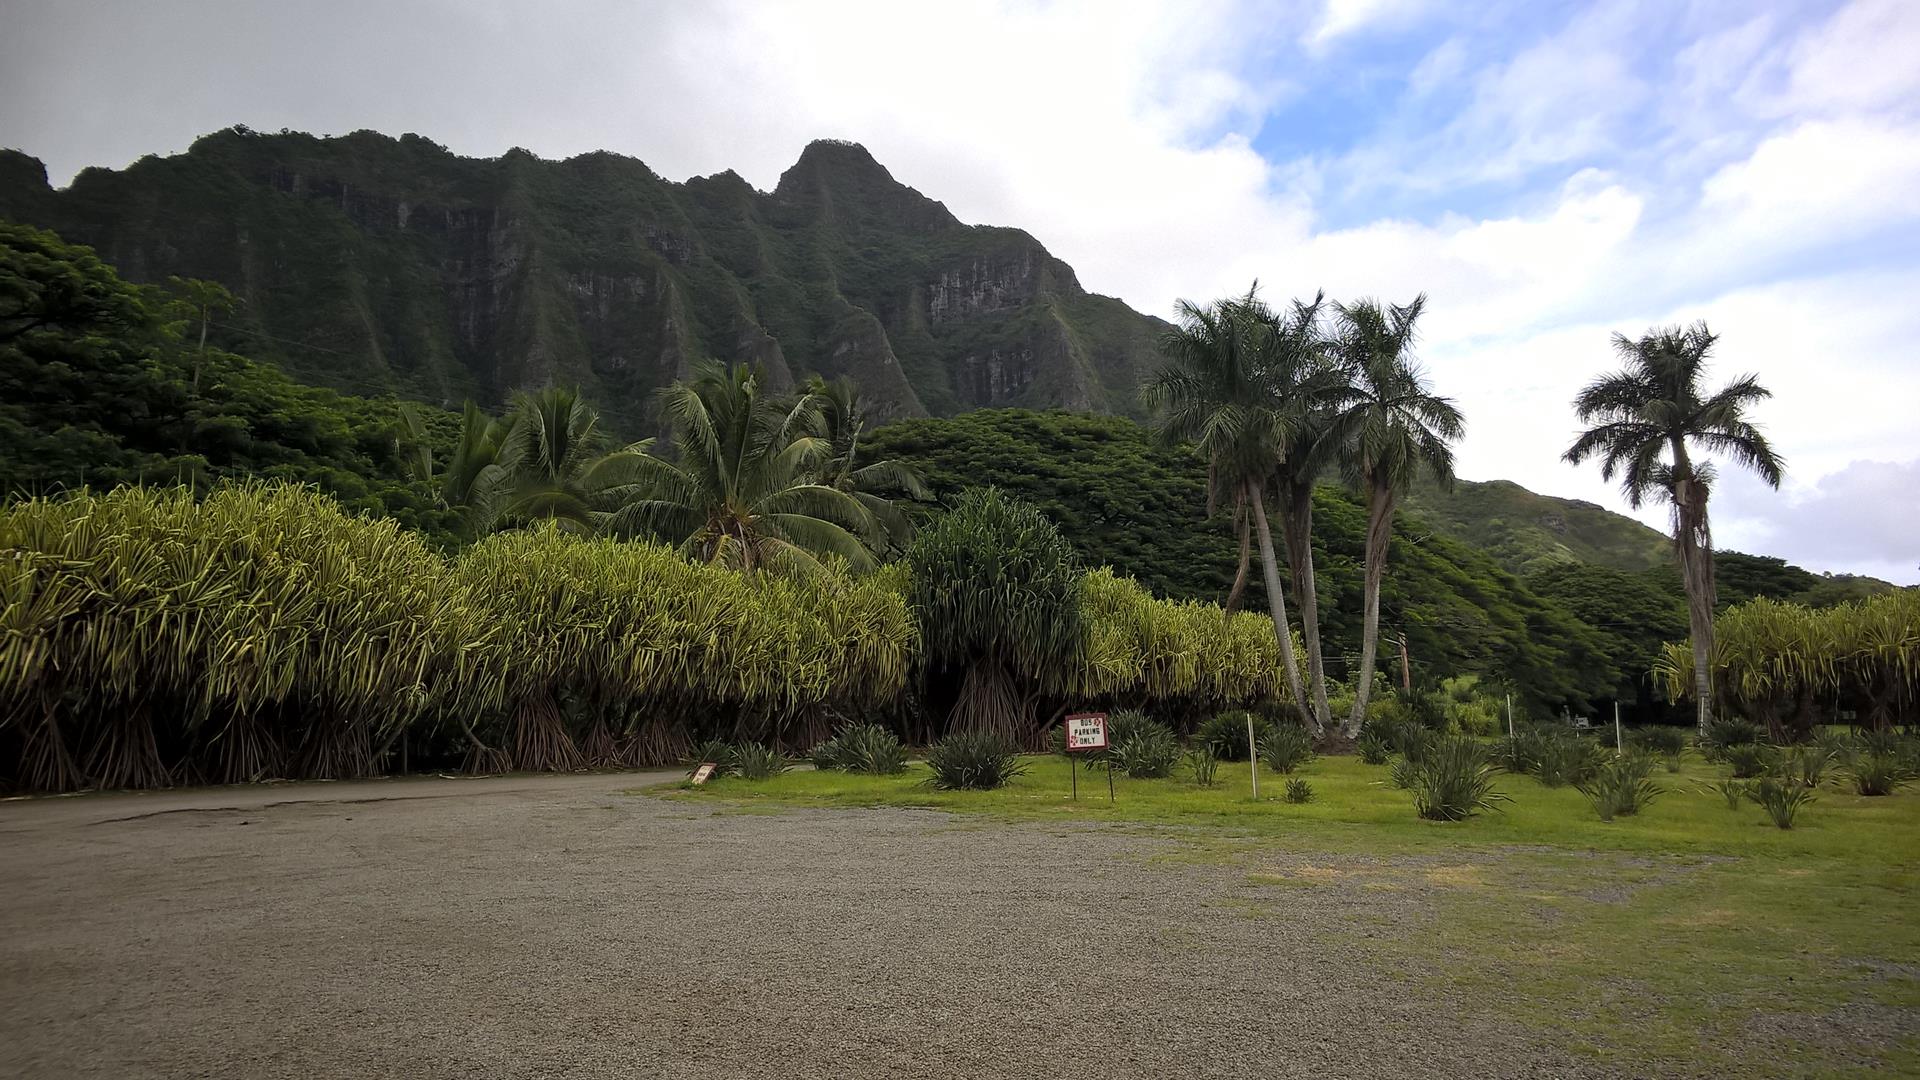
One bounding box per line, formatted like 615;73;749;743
1247;714;1259;800
1506;694;1514;738
1615;701;1623;757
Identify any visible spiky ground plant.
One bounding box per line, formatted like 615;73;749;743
735;743;789;780
1186;747;1219;786
1746;776;1813;829
923;731;1025;791
1283;778;1315;804
1257;724;1316;774
1578;756;1662;821
1403;735;1510;821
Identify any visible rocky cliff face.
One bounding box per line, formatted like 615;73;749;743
0;128;1166;429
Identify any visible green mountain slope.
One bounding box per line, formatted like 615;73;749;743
0;128;1164;427
1400;478;1672;574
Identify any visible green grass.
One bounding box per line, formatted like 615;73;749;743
672;751;1920;1077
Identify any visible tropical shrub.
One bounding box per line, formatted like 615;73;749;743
1723;743;1776;779
1774;746;1834;789
1283;778;1314;804
1532;733;1609;787
833;724;909;775
1437;675;1502;736
1577;756;1661;821
1707;778;1749;809
1842;750;1916;796
735;743;789;780
1111;724;1180;779
1697;717;1762;763
691;740;738;776
1257;725;1316;774
1195;710;1273;761
808;735;847;771
907;488;1084;743
1628;726;1687;762
1746;776;1813;829
924;731;1026;790
1075;568;1287;713
1356;732;1390;765
1402;736;1510;821
1186;747;1219;786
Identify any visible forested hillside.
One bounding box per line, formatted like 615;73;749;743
0;128;1163;422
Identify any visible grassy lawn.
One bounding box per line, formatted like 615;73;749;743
668;752;1920;1076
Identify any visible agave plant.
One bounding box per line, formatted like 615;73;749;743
1402;735;1510;822
1577;756;1662;822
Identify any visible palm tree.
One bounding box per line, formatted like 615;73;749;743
1326;295;1464;736
606;363;888;572
469;386;654;534
1565;323;1782;734
1263;295;1345;732
804;373;928;555
1145;290;1316;729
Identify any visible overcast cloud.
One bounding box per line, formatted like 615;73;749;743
2;0;1915;582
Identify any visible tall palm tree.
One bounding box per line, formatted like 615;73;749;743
1145;290;1316;729
804;373;928;555
1565;323;1782;734
606;363;888;572
1326;295;1464;736
469;386;653;534
1262;294;1345;732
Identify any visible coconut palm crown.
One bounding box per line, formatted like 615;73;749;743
1325;294;1465;735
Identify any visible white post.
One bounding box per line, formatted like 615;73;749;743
1506;694;1514;738
1614;701;1623;757
1247;714;1259;799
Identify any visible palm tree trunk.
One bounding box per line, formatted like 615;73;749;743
1671;443;1717;736
1247;482;1313;727
1224;505;1251;615
1281;477;1331;733
1346;481;1395;736
1676;511;1717;735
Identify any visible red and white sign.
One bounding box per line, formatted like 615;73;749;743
688;762;718;785
1064;713;1109;751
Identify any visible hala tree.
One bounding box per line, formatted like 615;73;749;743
1566;323;1782;734
1325;295;1465;737
906;487;1085;744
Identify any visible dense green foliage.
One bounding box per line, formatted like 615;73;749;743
1657;590;1920;739
0;222;466;544
869;409;1618;714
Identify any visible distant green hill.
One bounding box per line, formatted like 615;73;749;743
1400;478;1671;574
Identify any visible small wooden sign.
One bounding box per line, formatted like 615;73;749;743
688;762;718;785
1064;712;1109;751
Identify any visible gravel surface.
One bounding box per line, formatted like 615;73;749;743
0;773;1611;1079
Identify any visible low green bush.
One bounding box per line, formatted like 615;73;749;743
1356;732;1390;765
808;735;846;771
735;743;789;780
1723;743;1776;779
1403;736;1510;821
1628;726;1687;764
1706;778;1749;809
1533;733;1609;787
1746;776;1813;829
1195;710;1272;761
1112;725;1180;778
924;731;1025;790
1774;746;1834;789
691;739;738;776
1257;725;1316;774
1283;778;1314;804
1186;747;1219;787
836;724;909;775
1843;750;1916;796
1699;718;1762;762
1577;756;1661;821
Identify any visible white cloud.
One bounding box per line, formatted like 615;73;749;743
1306;0;1428;47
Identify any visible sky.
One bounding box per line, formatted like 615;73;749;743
2;0;1916;582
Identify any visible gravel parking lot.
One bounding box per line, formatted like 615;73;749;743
0;773;1606;1079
